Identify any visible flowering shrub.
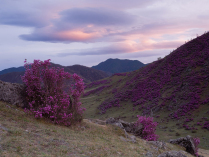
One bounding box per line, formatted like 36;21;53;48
21;59;86;126
185;118;194;122
111;88;117;94
193;137;200;157
203;121;209;130
197;122;202;126
134;115;159;141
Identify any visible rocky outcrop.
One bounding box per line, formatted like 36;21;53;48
87;118;106;125
105;117;143;143
104;118;203;156
0;80;28;108
147;141;167;150
157;150;187;157
169;135;199;156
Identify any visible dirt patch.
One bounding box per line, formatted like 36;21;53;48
198;148;209;157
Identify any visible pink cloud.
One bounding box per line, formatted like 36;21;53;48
56;39;184;57
55;30;101;41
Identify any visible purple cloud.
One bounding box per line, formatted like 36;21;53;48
57;45;133;56
56;42;167;57
19;7;137;43
0;9;49;28
58;7;136;26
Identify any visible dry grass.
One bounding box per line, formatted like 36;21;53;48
0;101;196;157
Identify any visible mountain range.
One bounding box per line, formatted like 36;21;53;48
0;59;146;85
0;62;108;83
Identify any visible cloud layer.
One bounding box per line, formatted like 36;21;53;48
0;0;209;71
19;7;137;43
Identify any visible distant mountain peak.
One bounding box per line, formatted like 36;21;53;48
91;58;146;74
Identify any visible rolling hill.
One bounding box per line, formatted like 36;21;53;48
0;62;110;86
91;58;146;75
0;66;30;75
81;31;209;150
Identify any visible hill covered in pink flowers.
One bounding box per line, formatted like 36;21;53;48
82;31;209;149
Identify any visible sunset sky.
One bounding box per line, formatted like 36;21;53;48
0;0;208;71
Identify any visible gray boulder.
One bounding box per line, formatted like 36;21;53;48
106;117;143;136
169;135;198;156
0;80;28;109
105;117;143;143
147;141;167;150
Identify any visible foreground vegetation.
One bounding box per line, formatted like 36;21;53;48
0;101;200;157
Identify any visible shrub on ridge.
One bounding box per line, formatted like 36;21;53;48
21;59;86;127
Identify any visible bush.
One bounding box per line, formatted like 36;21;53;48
203;121;209;130
193;137;200;157
21;59;86;126
134;115;159;141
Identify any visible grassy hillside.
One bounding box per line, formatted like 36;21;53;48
0;101;200;157
81;31;209;150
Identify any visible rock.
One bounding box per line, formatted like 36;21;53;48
87;118;106;125
0;124;9;131
119;135;136;143
105;117;143;143
106;117;143;136
157;150;187;157
0;80;28;109
106;117;117;123
169;135;197;156
147;141;166;150
146;151;153;157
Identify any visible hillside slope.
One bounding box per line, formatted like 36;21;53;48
81;31;209;150
91;58;146;75
0;101;204;157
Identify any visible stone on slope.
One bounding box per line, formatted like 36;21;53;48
147;141;167;150
169;135;198;156
0;80;28;108
105;117;143;143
